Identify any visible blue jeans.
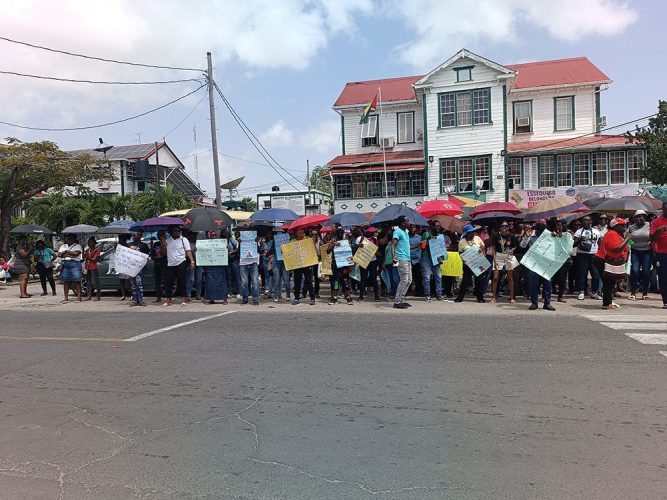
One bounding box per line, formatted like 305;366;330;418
630;249;652;295
241;263;260;303
655;253;667;305
388;265;399;298
186;266;203;298
575;253;600;294
272;260;291;298
421;254;442;298
530;270;552;307
131;270;144;304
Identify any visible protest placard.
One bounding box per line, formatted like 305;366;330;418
349;264;361;282
334;240;354;267
429;235;447;266
321;246;332;276
196;239;228;266
520;231;573;280
440;251;463;277
281;239;318;271
461;246;491;277
352;238;378;269
240;231;258;265
114;244;149;278
273;233;290;261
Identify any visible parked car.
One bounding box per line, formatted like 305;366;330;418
81;244;161;295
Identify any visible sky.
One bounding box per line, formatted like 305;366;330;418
0;0;661;200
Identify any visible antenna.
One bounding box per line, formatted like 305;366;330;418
221;176;245;203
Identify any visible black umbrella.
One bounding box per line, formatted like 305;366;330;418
369;204;429;226
329;212;370;228
10;224;55;235
471;211;525;225
95;220;135;235
595;198;652;215
183;207;234;232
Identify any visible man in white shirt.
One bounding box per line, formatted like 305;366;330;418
163;226;195;307
573;216;602;300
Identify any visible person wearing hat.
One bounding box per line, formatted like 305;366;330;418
628;209;652;300
649;200;667;308
455;224;486;303
593;217;631;309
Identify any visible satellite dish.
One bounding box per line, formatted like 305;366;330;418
221;176;245;190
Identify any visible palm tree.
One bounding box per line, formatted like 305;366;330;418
99;194;133;222
26;193;86;231
129;184;195;220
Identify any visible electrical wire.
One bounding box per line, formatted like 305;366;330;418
0;83;206;131
0;69;204;85
0;35;204;72
218;151;306;173
163;93;207;138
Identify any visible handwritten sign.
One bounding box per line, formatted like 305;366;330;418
240;231;258;265
353;238;378;269
196;239;228;266
321;246;333;276
520;231;573;280
428;235;447;266
281;239;318;271
440;251;463;277
461;246;491;277
114;244;149;278
273;233;290;261
334;240;354;268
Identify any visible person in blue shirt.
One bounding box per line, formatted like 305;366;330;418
392;216;412;309
33;239;57;296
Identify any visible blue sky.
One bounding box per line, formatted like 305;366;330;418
0;0;661;199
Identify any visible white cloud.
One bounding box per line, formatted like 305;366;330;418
299;119;341;153
387;0;638;68
260;120;295;147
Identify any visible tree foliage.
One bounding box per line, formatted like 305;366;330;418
626;100;667;185
309;165;332;196
240;196;258;211
127;184;195;220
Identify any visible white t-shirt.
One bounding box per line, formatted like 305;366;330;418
59;243;83;261
166;236;191;267
574;227;601;254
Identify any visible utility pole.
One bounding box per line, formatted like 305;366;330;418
207;52;222;209
306;159;311;192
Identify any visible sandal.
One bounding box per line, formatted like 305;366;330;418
628;294;636;300
642;295;649;300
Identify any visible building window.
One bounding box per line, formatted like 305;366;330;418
475;157;490;191
439;89;491;127
627;150;643;183
396;171;411;196
554;96;574;131
440;159;456;192
352;174;365;199
455;66;472;82
367;172;382;197
557;155;573;187
609;151;626;184
397;112;414;143
592;152;608;185
507;158;522;188
360;115;378;147
411;171;425;196
574;153;590;186
539;156;555;187
458;159;473;192
336;175;351;199
523;157;538;189
513;101;532;134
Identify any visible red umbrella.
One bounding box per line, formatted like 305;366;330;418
288;214;331;231
471;201;523;216
416;200;464;217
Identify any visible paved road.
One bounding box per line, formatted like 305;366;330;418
0;307;665;499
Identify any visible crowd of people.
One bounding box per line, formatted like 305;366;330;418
4;200;667;311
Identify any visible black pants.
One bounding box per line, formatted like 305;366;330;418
442;275;455;297
165;260;188;299
310;264;320;296
86;268;101;299
551;259;572;299
293;266;315;301
593;256;615;306
359;260;379;299
411;263;423;296
456;266;484;301
36;262;56;293
154;259;166;299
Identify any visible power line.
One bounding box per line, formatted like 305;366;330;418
0;83;206;131
0;35;204;72
0;69;204;85
218;151;306;173
163;93;207;138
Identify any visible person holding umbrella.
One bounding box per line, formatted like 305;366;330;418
163;225;195;307
455;224;486;303
12;234;34;298
56;234;83;303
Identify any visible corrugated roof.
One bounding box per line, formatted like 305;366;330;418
508;135;629;153
506;57;611;90
328;163;424;174
328;150;424;166
333;76;422;108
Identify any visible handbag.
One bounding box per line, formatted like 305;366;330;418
43;261;55;269
603;257;626;281
505;255;520;271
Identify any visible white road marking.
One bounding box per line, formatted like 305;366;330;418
625;334;667;345
583;315;667;322
599;322;667;331
123;311;237;342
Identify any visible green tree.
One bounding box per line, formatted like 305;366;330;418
626;100;667;185
0;139;111;255
25;193;86;230
309;165;332;196
240;196;258;211
128;184;195;220
99;194;134;222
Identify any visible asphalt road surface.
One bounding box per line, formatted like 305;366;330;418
0;308;665;499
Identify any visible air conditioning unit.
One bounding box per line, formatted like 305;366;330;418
381;137;395;149
97;180;111;190
599;116;607;129
416;129;424;141
517;117;530;127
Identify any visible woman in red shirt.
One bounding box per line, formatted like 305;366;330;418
593;218;631;309
84;236;101;301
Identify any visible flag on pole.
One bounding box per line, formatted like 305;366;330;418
359;94;377;124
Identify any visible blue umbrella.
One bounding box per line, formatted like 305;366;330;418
249;208;299;222
328;212;369;228
369;204;429;227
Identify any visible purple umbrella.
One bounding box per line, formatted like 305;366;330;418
129;216;184;232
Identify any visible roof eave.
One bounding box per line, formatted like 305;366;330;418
511;80;613;92
333;98;418;111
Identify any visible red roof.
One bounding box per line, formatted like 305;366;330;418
506;57;610;90
333;76;422;107
508;135;629;153
328;150;424;166
328;163;424;174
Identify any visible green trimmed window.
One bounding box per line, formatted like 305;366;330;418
627;150;643;183
539;156;555;187
557;155;573;187
397;112;415;143
592;152;608;185
554;96;575;131
439;156;492;194
507;157;522;188
360;115;378;147
438;88;491;127
574;153;590;186
513;101;532;134
454;66;472;82
609;151;626;184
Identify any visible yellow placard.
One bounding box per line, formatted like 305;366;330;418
281;239;319;271
321;245;333;276
441;251;463;277
352;238;379;269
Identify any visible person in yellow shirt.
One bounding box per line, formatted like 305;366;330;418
455;224;487;303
